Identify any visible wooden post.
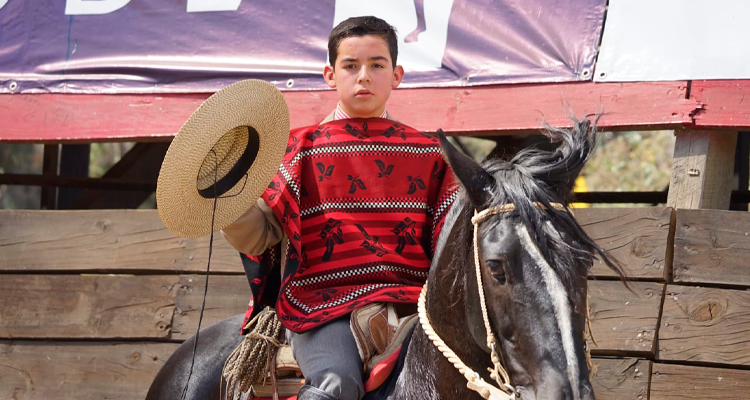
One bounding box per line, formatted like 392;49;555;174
40;144;59;210
667;130;738;210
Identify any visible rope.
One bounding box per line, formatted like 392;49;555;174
222;307;285;400
470;202;565;226
417;283;514;400
473;217;513;390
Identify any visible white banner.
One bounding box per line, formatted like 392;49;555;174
595;0;750;82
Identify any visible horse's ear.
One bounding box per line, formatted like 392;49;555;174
437;129;495;208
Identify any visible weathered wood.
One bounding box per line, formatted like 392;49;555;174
171;274;250;340
0;340;179;400
171;277;665;353
673;209;750;286
0;210;244;273
690;80;750;129
576;207;672;280
173;276;663;355
659;284;750;366
667;130;738;210
650;362;750;400
588;281;664;356
0;81;699;142
0;275;176;339
590;358;650;400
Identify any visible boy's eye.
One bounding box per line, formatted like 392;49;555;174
343;64;356;69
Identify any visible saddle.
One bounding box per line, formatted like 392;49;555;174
249;303;418;400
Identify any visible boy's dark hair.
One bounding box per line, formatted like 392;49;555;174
328;16;398;69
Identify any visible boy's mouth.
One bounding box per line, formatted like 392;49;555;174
355;89;372;97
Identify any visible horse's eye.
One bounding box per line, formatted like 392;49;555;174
486;258;507;284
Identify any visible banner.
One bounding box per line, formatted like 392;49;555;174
0;0;606;94
595;0;750;82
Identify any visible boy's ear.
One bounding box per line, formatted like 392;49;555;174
391;65;404;88
323;65;336;89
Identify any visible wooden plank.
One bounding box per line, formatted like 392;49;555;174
0;210;244;273
0;340;179;400
171;274;250;341
690;80;750;129
667;130;737;210
590;358;650;400
577;207;672;280
588;281;664;356
170;276;665;353
673;209;750;286
0;275;176;339
0;81;698;142
650;363;750;400
659;284;750;366
0;343;649;400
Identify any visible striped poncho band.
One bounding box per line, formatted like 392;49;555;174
255;118;459;333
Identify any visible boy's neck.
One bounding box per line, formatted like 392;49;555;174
334;103;387;120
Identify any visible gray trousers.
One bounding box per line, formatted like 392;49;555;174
286;316;365;400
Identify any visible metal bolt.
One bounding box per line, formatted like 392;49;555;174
286;79;294;88
688;168;700;176
9;81;18;91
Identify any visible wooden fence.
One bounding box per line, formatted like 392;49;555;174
1;206;749;399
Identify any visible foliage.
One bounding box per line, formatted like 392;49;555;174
581;130;675;193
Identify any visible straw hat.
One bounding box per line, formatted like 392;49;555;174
157;79;290;238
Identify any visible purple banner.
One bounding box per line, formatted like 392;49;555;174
0;0;605;94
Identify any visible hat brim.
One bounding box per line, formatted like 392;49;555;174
156;79;290;238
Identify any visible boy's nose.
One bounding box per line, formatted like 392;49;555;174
357;67;371;83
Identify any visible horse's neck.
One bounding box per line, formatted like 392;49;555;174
380;205;489;400
425;204;490;383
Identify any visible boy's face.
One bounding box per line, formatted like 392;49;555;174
323;35;404;118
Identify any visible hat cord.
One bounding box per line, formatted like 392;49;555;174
218;173;249;199
181;149;228;400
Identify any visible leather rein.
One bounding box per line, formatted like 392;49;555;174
417;202;593;400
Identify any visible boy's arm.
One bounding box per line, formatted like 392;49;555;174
221;198;283;255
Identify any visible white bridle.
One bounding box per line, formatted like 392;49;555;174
417;202;575;400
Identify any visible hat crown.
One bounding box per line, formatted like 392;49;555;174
197;126;250;192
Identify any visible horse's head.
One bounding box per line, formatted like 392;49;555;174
434;117;622;400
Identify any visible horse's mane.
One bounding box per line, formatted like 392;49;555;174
445;116;625;306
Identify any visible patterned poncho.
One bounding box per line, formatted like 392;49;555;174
242;118;459;333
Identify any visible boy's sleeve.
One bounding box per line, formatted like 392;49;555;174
221;198;283;255
239;245;282;335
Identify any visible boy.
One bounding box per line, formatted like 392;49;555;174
222;16;458;400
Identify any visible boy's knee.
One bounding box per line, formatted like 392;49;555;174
308;368;364;400
297;385;338;400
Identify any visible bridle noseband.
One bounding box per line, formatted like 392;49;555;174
418;202;571;400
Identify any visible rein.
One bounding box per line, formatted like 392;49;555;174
418;201;593;400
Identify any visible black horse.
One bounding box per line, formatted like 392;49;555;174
147;116;622;400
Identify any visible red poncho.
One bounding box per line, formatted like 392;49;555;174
259;118;459;333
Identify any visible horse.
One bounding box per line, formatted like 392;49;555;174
147;115;623;400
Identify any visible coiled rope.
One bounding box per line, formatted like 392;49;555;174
222;307;285;400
